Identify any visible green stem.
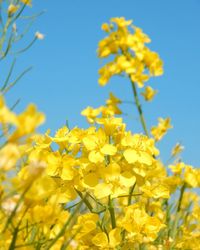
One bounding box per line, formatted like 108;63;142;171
108;196;116;229
2;66;32;94
176;183;186;213
1;58;16;91
14;36;37;55
121;183;137;242
130;79;149;137
8;226;19;250
2;183;32;232
45;198;83;250
128;183;136;206
8;206;29;250
171;183;186;240
75;189;93;212
0;18;11;54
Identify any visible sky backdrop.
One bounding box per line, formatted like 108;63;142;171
6;0;200;166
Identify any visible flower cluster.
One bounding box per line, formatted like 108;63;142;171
0;14;200;250
98;17;163;88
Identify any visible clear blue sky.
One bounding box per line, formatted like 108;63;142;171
6;0;200;166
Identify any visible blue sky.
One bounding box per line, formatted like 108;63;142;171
6;0;200;166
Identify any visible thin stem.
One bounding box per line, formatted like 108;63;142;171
171;183;186;240
10;98;20;111
0;17;11;54
60;227;81;250
176;183;186;213
116;193;142;199
20;10;46;20
65;201;82;211
2;66;32;94
87;192;105;208
75;189;93;212
10;3;27;27
2;183;32;232
14;36;37;55
45;198;83;250
128;183;136;206
108;196;116;229
8;226;19;250
8;206;29;250
130;79;149;137
0;32;13;61
1;58;16;91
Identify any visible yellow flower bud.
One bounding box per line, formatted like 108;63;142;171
8;4;19;15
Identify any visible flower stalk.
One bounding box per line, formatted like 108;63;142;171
130;79;149;137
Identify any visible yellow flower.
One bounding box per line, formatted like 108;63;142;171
92;232;108;247
0;96;18;126
184;165;200;188
0;143;20;171
106;92;121;107
82;128;117;163
9;104;45;141
101;23;110;32
171;142;184;157
46;152;76;181
141;182;170;199
130;71;149;88
169;162;185;175
141;86;158;101
92;228;122;248
109;228;122;248
83;172;99;188
122;134;156;166
100;143;117;155
151;117;172;141
52;126;69;143
143;48;163;76
1;15;200;249
110;17;132;27
49;126;70;150
98;17;163;87
143;216;166;241
74;213;99;239
94;182;113;199
81;106;102;123
121;204;165;242
8;4;19;15
20;0;32;6
96;116;124;136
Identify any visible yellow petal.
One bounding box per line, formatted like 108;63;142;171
138;152;153;165
83;136;97;151
83;173;99;187
103;163;121;180
89;150;104;163
92;232;108;247
94;183;112;199
109;228;121;248
120;171;136;187
124;149;138;163
100;144;117;155
60;167;74;181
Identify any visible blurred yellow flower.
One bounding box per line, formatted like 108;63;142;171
141;86;158;101
171;142;184;157
8;4;19;15
20;0;32;6
151;117;172;141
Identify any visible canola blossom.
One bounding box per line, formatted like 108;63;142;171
0;3;200;249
